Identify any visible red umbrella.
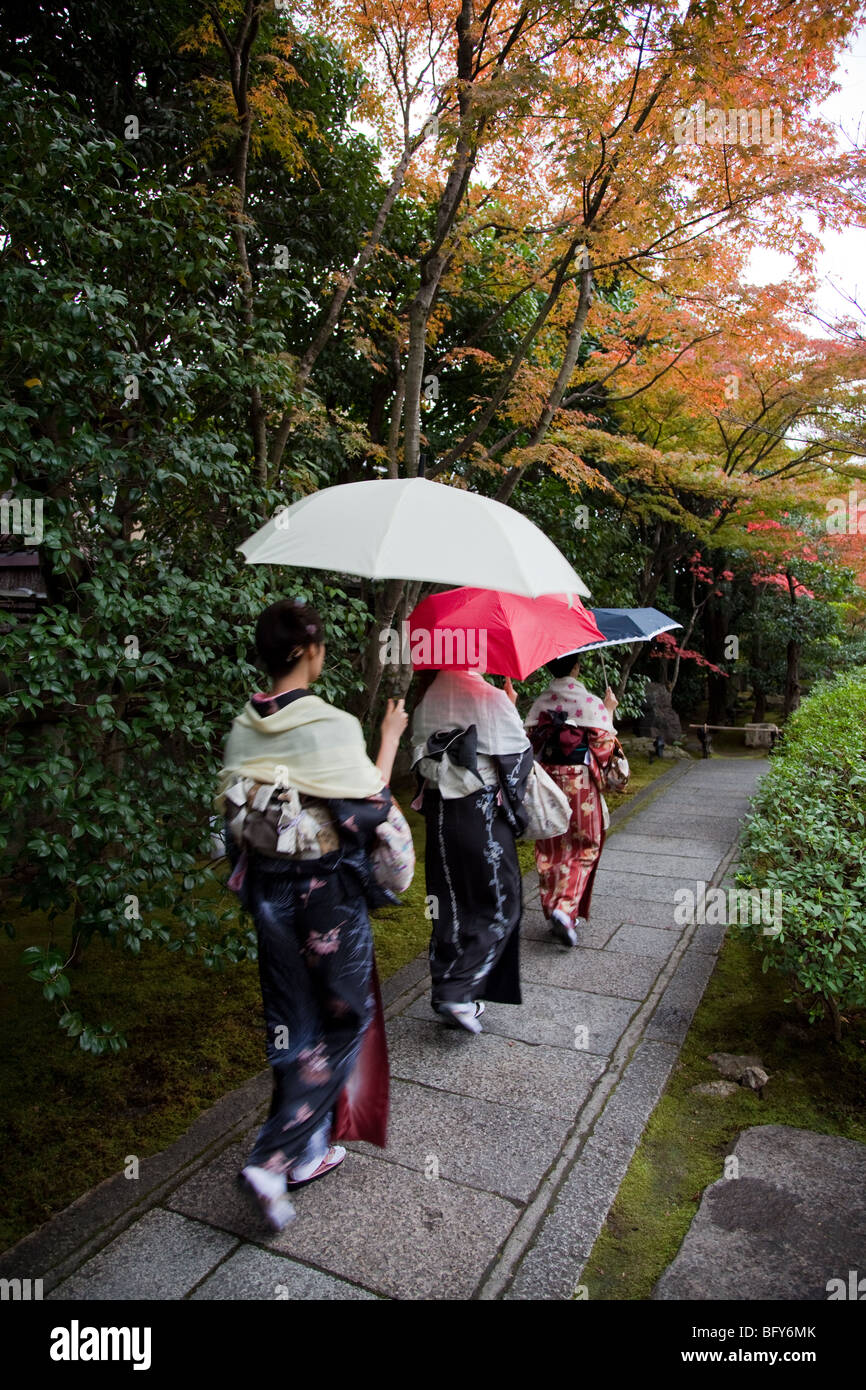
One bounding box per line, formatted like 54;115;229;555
407;588;605;680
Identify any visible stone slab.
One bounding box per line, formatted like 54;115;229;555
608;924;683;958
168;1142;518;1301
190;1244;379;1300
691;921;729;954
349;1077;568;1204
504;1041;680;1299
381;952;430;1011
520;908;618;949
588;895;681;929
604;833;730;859
518;936;662;1000
645;946;718;1045
387;1016;607;1117
48;1209;237;1301
407;982;637;1056
592;871;692;903
598;850;722;881
653;1125;866;1301
666;794;752;814
633;814;744;842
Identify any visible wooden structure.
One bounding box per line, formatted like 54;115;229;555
689;722;781;758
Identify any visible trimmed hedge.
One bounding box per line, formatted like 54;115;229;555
737;668;866;1039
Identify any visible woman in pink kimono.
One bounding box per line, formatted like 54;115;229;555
525;655;619;947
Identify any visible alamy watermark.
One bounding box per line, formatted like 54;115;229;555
1;1277;43;1300
673;101;783;150
825;490;866;535
826;1270;866;1300
379;620;488;671
1;496;43;545
674;880;783;936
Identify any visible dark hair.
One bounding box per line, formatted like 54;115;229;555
546;652;582;680
255;599;324;678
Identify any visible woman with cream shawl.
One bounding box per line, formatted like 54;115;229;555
410;668;533;1033
525;655;619;947
216;599;408;1230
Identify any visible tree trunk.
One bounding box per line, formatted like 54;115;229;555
825;992;843;1044
615;641;642;699
348;578;406;725
782;570;801;717
750;585;767;721
403;271;444;476
783;638;801;717
705;601;728;724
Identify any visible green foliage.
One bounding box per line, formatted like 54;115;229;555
0;74;371;1051
737;668;866;1032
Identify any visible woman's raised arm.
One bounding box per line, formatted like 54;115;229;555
375;698;408;784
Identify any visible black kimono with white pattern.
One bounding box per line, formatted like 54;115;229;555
417;730;533;1008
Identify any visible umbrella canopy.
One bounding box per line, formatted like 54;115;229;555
407;588;605;680
571;607;682;653
239;477;590;599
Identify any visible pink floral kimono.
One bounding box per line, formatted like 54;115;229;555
525;678;616;924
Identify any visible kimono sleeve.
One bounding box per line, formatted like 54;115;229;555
587;724;617;769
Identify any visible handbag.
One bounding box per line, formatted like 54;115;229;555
587;739;631;795
370;798;415;895
519;761;572;840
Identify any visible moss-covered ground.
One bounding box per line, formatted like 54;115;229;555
580;932;866;1299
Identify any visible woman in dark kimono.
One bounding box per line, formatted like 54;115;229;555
410;669;533;1033
217;599;408;1230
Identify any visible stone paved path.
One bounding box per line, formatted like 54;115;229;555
2;756;765;1301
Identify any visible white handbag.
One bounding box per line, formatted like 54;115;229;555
519;761;572;840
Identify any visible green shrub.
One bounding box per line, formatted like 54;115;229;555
736;668;866;1038
0;77;372;1053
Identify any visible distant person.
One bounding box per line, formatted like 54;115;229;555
411;668;533;1033
216;599;407;1230
525;655;618;947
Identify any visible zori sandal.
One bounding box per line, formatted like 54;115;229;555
239;1165;297;1231
286;1144;347;1188
436;1000;486;1034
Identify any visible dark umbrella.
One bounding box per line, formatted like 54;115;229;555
575;607;682;652
566;607;682;686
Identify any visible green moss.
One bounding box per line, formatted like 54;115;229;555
0;902;266;1252
604;749;678;815
581;933;866;1300
369;808;431;978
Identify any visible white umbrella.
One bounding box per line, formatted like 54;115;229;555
239;477;590;598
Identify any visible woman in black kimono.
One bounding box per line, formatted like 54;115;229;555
217;599;408;1230
410;669;533;1033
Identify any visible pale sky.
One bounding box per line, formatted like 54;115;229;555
748;23;866;333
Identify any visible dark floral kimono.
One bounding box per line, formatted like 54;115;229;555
226;689;391;1178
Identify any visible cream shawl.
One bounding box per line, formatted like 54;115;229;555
215;695;385;811
525;677;615;734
